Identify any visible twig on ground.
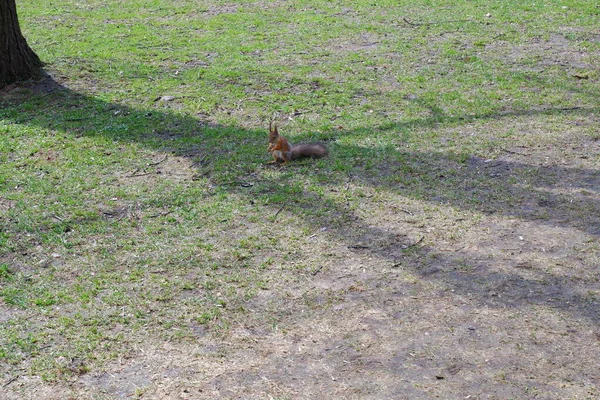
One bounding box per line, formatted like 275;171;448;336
559;106;582;110
274;201;287;218
149;210;174;218
63;117;91;122
148;154;168;166
412;236;425;246
3;376;19;388
403;17;474;26
127;172;155;178
346;173;354;190
36;88;66;100
501;148;530;156
311;266;323;276
193;154;210;168
402;17;419;26
402;236;424;249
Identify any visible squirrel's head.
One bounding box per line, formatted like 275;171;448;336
268;122;279;142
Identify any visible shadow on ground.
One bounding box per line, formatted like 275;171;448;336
2;74;599;318
2;74;599;398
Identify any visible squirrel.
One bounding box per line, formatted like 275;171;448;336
267;122;328;165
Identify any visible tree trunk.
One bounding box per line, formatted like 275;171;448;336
0;0;43;88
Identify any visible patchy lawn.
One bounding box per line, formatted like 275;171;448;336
1;0;599;398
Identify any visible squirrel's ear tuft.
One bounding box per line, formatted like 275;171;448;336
269;122;278;134
268;121;279;135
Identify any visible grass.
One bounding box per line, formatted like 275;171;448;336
1;0;599;397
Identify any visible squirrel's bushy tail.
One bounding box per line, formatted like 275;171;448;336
291;143;328;160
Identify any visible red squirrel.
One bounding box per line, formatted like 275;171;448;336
267;123;328;165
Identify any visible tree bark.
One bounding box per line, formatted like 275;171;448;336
0;0;43;88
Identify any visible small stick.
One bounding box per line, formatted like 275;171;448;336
311;266;323;276
348;245;370;249
64;117;91;122
3;376;19;388
501;148;529;156
559;106;581;111
403;17;419;26
127;172;155;178
148;210;174;218
193;154;209;167
148;154;168;166
406;236;425;248
36;88;66;100
403;17;474;26
274;201;287;218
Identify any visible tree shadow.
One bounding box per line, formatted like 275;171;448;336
1;74;599;328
